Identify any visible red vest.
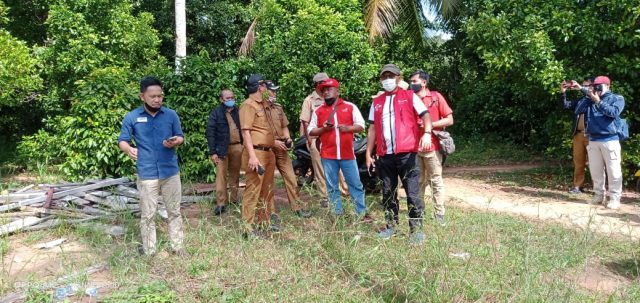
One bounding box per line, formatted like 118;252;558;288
315;98;358;160
372;89;421;156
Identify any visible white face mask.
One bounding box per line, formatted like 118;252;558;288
381;79;397;92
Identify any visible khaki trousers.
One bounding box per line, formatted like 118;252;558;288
215;144;243;206
418;151;445;216
309;138;348;198
572;133;589;188
241;149;276;229
137;174;184;254
269;148;302;213
587;140;623;202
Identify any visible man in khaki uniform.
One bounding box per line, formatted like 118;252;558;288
205;89;243;216
263;81;311;222
299;72;348;207
240;74;277;237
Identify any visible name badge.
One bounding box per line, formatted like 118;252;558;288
137;117;148;123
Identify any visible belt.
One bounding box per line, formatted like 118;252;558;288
253;145;272;151
229;142;242;145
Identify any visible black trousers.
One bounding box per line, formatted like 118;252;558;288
377;152;424;229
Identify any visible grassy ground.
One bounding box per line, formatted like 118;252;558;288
446;135;546;167
3;138;640;302
5;194;640;302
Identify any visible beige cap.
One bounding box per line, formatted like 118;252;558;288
379;64;401;77
313;72;329;83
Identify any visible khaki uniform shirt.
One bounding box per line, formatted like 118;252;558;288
240;97;276;147
226;111;242;144
300;91;324;139
270;103;289;140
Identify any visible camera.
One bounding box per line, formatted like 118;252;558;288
593;84;603;92
284;138;293;149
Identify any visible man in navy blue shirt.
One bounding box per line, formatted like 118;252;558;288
118;76;188;256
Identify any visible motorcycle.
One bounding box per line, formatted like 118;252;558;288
292;134;380;192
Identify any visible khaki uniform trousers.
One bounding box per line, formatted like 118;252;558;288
241;148;276;229
137;174;184;255
572;132;589;188
309;138;348;198
418;151;445;216
268;147;303;214
215;144;243;206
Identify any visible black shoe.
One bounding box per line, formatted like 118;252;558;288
213;205;226;216
270;214;281;232
295;209;312;218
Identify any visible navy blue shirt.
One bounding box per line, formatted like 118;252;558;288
118;106;184;179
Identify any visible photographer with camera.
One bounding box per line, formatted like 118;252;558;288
584;76;626;209
560;77;593;194
264;81;311;223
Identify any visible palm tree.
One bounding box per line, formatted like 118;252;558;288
365;0;459;43
238;0;458;56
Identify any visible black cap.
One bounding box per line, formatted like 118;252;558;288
264;80;280;91
247;74;264;86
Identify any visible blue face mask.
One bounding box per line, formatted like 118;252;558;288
223;100;236;107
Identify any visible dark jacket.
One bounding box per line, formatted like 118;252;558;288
585;91;625;142
561;92;591;137
205;104;242;157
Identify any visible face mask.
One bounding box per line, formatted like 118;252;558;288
268;96;276;103
410;83;422;93
144;102;160;113
381;79;397;92
324;97;336;106
223;100;236;107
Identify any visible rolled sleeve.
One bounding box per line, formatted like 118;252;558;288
299;98;312;122
352;104;365;129
412;94;429;117
307;111;319;134
171;111;184;138
368;104;375;123
117;114;134;144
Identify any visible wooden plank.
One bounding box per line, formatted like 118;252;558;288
0;177;130;213
89;190;112;198
14;184;35;193
0;216;48;236
116;185;139;199
60;196;90;206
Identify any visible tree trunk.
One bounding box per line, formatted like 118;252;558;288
175;0;186;73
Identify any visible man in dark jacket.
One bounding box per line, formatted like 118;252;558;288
560;77;593;194
206;89;243;215
585;76;625;209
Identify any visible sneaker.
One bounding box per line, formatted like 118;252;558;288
435;214;446;227
360;213;374;224
270;214;281;232
590;195;605;205
213;205;226;216
606;200;621;210
378;227;395;239
409;231;426;245
295;209;312;218
320;198;329;208
568;187;581;194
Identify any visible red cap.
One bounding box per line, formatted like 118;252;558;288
316;78;340;93
593;76;611;85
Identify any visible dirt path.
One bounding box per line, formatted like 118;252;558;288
442;164;640;240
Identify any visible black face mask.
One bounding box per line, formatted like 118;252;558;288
144;102;161;113
410;83;422;93
324;97;336;106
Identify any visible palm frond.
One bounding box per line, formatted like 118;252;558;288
364;0;402;43
421;0;460;21
238;17;258;57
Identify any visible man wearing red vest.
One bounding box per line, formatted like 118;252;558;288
366;64;433;244
308;78;370;220
409;70;454;226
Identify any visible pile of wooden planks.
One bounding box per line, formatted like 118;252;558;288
0;177;208;236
